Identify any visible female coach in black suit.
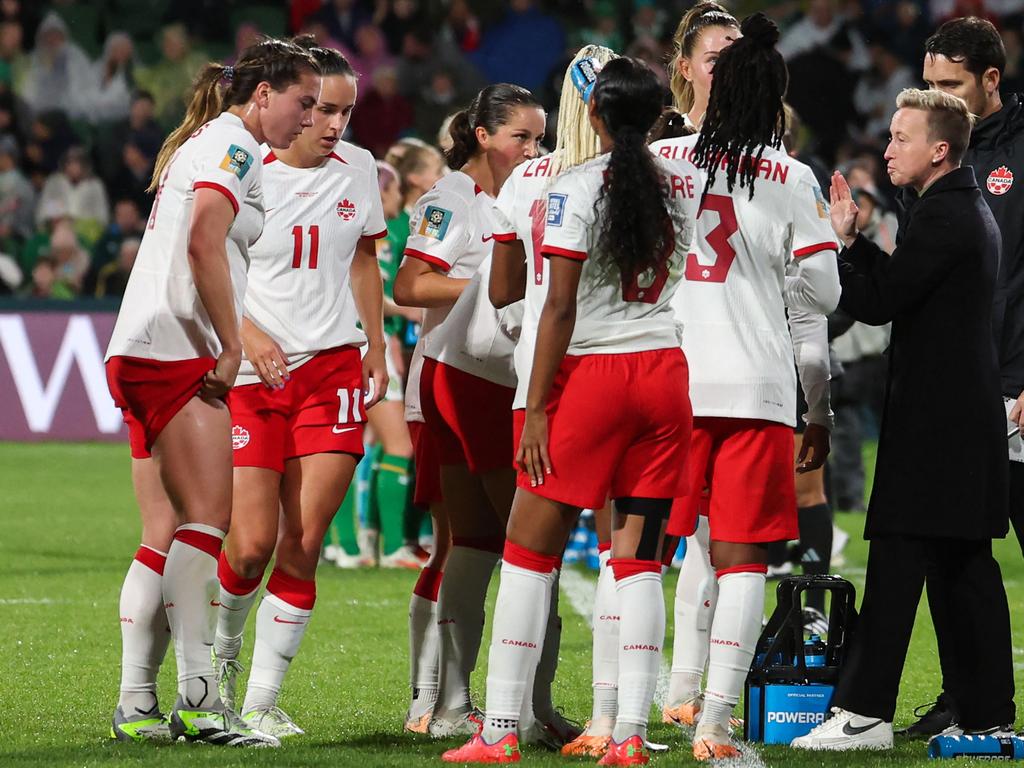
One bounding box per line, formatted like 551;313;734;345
792;88;1014;751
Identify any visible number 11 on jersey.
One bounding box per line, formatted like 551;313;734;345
292;225;320;269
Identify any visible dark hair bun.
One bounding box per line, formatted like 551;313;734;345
741;12;779;48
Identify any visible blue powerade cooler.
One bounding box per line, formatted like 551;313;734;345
745;575;858;745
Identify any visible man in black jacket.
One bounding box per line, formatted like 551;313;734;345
901;16;1024;737
792;88;1015;751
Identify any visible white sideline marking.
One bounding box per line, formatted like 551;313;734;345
560;568;766;768
0;597;62;605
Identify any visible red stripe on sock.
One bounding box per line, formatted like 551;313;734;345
413;566;444;601
597;541;611;554
134;546;166;575
266;568;316;610
217;551;263;595
716;563;768;578
452;535;505;554
502;540;559;574
609;558;662;581
173;528;222;559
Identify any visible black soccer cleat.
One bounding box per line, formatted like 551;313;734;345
896;693;958;739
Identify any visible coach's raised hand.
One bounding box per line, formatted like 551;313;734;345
829;170;859;249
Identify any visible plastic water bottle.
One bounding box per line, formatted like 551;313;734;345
928;734;1024;759
804;635;827;668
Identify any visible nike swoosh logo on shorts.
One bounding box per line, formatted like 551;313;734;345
482;234;494;242
333;425;357;434
842;719;883;736
273;615;306;625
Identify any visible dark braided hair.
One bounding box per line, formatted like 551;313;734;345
691;13;787;199
592;57;676;285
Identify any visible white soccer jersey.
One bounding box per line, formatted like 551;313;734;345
106;111;263;361
403;170;516;386
492;154;559;408
651;135;839;425
539;154;699;355
235;143;387;385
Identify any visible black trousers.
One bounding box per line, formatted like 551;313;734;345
1011;460;1024;554
832;535;1015;727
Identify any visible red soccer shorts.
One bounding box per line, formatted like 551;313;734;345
408;420;443;507
230;346;365;473
517;348;692;510
420;357;515;474
106;355;216;459
667;416;797;543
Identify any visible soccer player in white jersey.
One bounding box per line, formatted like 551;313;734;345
650;14;840;760
443;57;700;766
394;83;545;739
658;0;831;732
104;39;319;747
208;42;388;739
489;45;623;758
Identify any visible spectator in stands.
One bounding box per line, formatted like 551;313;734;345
470;0;565;91
136;23;207;129
396;26;483;101
0;134;34;241
441;0;481;53
91;32;136;124
108;141;154;215
228;22;262;66
20;11;93;121
84;197;144;294
380;0;423;54
21;203;70;272
37;147;110;245
22;111;74;180
48;218;88;293
0;250;20;293
346;24;393;82
576;1;624;52
94;236;139;298
632;0;668;41
854;41;918;144
778;0;871;71
350;65;413;157
0;20;27;91
312;0;373;51
24;255;72;299
412;68;462;144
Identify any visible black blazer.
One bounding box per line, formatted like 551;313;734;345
839;166;1008;540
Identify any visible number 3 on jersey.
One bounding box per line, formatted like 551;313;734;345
685;193;739;283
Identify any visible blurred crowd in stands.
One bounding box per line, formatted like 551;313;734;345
0;0;1020;301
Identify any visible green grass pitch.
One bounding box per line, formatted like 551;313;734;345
1;442;1023;767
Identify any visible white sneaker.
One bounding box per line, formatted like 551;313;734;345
331;549;368;569
791;707;893;751
358;529;379;567
428;708;483;738
242;705;305;738
380;545;427;569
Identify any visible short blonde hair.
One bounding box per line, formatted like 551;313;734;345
896;88;975;163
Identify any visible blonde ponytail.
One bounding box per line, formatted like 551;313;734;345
553;45;617;175
669;2;738;112
149;63;227;191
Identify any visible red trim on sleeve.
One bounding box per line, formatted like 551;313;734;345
542;245;588;261
364;229;388;240
493;232;519;242
404;247;452;272
193;181;239;215
263;152;278;165
793;241;838;259
329;151;348;164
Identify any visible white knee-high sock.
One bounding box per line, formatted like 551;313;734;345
532;567;562;723
213;551;263;660
435;542;501;715
242;569;315;713
481;543;558;743
702;567;766;731
118;546;171;714
668;516;715;705
610;559;665;743
164;524;224;708
590;546;618;733
409;566;443;720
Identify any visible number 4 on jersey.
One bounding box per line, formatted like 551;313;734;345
685;193;738;284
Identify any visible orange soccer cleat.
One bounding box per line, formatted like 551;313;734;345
597;735;650;766
662;696;703;727
441;733;521;764
560;732;612;757
692;723;742;762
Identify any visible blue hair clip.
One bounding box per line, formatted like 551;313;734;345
570;57;600;103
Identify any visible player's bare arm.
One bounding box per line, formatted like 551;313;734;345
350;234;389;409
393;255;470;308
489;239;528;308
519;255;582;487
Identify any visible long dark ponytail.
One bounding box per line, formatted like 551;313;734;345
445;83;542;169
691;13;788;198
592;57;674;284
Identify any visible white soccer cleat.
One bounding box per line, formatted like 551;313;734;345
791;707;894;751
428;708;484;738
213;653;244;712
168;698;280;747
242;705;305;738
380;545;428;569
